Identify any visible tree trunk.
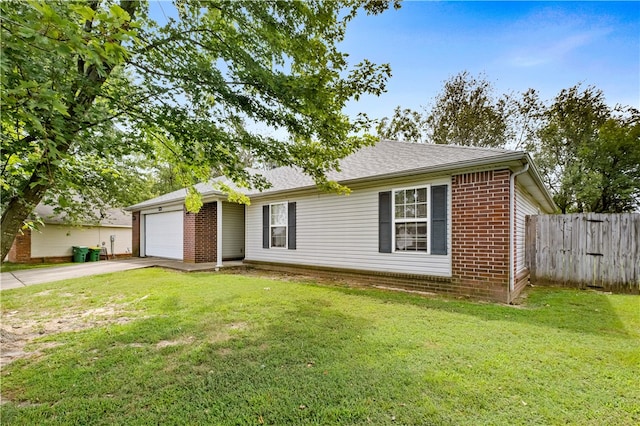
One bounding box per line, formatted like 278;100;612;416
1;168;51;262
1;0;141;262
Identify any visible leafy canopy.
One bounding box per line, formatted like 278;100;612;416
0;0;399;260
378;71;509;147
535;86;640;213
376;72;640;213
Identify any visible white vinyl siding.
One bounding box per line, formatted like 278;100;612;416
31;225;132;257
145;210;183;260
515;184;540;274
246;177;451;277
222;202;245;259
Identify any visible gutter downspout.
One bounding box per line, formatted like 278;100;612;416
509;162;529;301
216;200;223;270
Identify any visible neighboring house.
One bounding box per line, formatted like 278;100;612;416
7;204;132;263
126;140;556;303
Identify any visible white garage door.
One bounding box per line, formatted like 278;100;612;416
145;211;183;259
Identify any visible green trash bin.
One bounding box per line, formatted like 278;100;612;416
72;246;89;262
87;247;101;262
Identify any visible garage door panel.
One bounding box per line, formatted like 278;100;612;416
145;211;183;259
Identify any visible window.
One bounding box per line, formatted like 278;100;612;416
379;185;448;255
270;202;287;248
263;202;296;250
393;187;429;252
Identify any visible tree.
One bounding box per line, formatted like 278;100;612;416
425;71;509;148
376;71;510;147
569;108;640;212
376;106;427;143
376;74;638;213
534;85;611;213
1;0;398;260
505;88;545;152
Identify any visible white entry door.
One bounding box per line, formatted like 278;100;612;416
145;211;183;259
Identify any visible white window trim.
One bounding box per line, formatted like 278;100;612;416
392;185;431;254
269;202;288;249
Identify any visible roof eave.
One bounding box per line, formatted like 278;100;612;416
248;151;529;199
521;153;558;213
125;190;226;211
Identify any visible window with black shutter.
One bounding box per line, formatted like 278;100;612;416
379;191;392;253
263;202;296;250
431;185;448;255
379;185;448;255
262;205;270;249
288;202;296;250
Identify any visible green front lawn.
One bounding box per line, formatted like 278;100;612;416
1;269;638;425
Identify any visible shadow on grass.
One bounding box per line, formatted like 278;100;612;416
315;283;635;339
2;283;638;425
1;298;467;425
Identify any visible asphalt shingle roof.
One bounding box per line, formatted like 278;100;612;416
127;140;524;210
35;204;131;227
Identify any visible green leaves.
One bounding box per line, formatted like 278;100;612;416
69;4;96;22
377;71;509;147
427;71;509;148
377;73;638;214
1;0;397;259
1;0;143;258
125;0;396;210
532;84;631;213
570;111;640;212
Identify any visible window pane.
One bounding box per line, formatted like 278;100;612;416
417;203;427;218
271;226;286;247
407;223;417;250
406;189;415;203
395;205;404;219
417;188;427;203
395;223;407;250
271;203;287;226
395;191;405;205
395;221;427;252
393;187;428;252
416;236;428;250
405;204;416;219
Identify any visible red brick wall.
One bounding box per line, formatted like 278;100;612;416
6;229;31;263
451;169;511;302
132;211;140;257
183;202;217;263
183;207;195;262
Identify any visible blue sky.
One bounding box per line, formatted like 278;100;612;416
341;1;639;120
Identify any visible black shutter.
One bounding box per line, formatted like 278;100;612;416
288;202;296;250
262;205;270;249
431;185;448;255
379;191;392;253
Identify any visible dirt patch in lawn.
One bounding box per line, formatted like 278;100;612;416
156;336;195;348
0;295;149;367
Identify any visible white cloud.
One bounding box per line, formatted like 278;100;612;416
501;7;614;68
508;28;612;67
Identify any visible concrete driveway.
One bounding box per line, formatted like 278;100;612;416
0;258;160;291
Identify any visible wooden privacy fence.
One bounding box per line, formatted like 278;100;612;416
525;213;639;294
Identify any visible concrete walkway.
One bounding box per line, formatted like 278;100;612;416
0;258;244;291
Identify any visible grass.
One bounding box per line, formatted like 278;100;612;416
1;269;638;425
0;262;75;273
